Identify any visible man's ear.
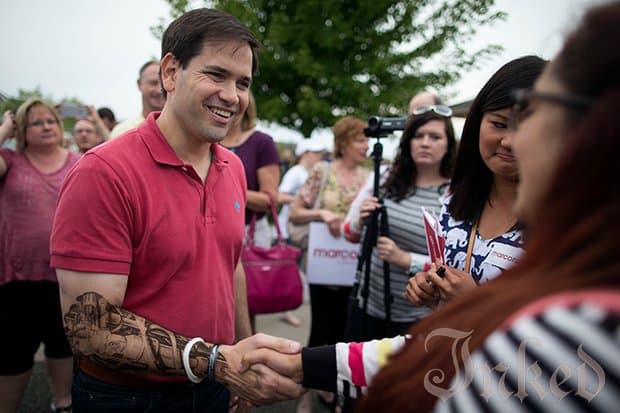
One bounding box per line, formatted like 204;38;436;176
160;53;179;94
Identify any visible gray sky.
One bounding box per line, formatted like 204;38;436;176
0;0;602;144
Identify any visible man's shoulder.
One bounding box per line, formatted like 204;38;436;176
83;129;149;171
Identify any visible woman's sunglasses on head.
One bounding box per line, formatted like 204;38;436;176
412;105;453;118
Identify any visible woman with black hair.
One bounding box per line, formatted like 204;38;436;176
343;108;457;342
406;55;546;307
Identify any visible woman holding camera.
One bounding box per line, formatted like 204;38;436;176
0;99;79;412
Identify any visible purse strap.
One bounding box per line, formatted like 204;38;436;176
312;161;330;209
464;220;478;274
247;192;282;245
268;192;285;244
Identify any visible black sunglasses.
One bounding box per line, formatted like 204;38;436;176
509;88;593;130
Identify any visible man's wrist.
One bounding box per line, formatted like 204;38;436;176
207;344;220;382
213;344;230;384
186;340;212;381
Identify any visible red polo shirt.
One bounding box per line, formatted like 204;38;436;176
51;113;246;345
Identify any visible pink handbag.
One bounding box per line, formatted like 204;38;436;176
243;194;303;315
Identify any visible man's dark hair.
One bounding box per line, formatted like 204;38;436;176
97;107;116;122
448;55;546;222
160;8;260;99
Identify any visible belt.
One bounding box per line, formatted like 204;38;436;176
78;358;190;391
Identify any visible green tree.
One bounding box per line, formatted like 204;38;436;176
155;0;505;135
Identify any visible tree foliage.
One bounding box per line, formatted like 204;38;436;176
156;0;505;135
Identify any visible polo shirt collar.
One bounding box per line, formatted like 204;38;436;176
139;112;230;170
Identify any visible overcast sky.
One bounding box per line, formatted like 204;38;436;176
0;0;603;145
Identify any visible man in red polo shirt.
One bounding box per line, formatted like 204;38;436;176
50;8;302;412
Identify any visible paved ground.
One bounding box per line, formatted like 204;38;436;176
19;301;330;413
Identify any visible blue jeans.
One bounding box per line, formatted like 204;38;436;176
72;370;230;413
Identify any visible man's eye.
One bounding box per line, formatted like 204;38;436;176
207;72;224;80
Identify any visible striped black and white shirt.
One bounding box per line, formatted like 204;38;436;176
302;289;620;412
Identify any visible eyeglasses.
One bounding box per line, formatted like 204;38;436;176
412;104;453;118
509;88;592;130
27;119;59;128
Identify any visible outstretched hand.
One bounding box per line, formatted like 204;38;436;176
240;345;304;384
215;333;304;406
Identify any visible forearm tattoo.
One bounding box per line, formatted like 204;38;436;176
64;291;213;376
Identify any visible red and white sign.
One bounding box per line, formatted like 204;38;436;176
306;222;358;286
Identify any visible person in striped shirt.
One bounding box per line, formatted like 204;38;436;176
240;2;620;411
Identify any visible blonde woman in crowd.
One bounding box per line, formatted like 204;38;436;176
0;99;79;413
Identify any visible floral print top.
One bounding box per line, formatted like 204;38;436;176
299;161;369;218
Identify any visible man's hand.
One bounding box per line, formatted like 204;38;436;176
239;345;303;384
215;333;304;406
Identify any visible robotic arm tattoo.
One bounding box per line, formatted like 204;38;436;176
63;291;211;376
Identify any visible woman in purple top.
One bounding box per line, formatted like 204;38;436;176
0;99;80;412
221;91;280;248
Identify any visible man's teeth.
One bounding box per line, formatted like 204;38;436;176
210;107;233;118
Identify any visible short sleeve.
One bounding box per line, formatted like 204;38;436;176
50;153;134;274
256;133;280;169
0;148;15;172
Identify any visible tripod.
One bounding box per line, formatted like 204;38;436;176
353;136;393;338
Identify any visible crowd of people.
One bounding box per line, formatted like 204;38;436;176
0;2;618;413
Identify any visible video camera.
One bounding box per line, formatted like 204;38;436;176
363;116;407;137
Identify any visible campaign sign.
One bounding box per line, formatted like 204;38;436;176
306;222;358;286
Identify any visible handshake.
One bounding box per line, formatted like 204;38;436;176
215;333;306;409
